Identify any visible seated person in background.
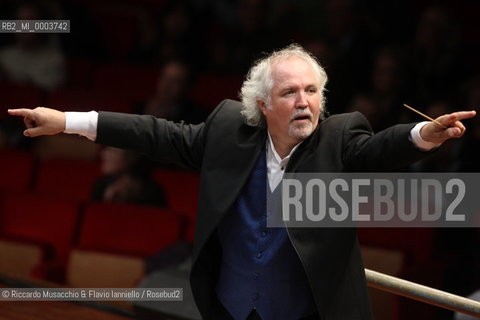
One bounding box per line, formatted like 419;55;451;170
92;146;166;207
0;2;66;91
136;59;206;124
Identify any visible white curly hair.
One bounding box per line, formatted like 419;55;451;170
239;44;328;127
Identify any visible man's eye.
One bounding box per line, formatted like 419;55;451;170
307;88;317;94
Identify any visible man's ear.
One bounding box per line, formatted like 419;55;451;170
257;100;267;116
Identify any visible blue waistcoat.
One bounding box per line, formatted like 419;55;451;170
216;150;316;320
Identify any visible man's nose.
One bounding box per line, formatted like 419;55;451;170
295;91;308;108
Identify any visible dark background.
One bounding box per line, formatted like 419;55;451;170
0;1;478;319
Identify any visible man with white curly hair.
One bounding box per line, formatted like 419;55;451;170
9;44;475;320
240;45;328;157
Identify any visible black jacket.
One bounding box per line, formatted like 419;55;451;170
96;99;429;320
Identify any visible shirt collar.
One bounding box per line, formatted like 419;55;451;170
266;131;302;164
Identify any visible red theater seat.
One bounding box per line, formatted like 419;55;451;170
0;239;45;279
35;158;101;202
0;193;79;263
78;202;184;256
153;169;200;220
0;149;35;193
67;249;144;288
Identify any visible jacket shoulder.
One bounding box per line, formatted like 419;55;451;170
318;111;373;135
208;99;244;122
204;99;251;135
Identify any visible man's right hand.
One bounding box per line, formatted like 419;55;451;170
8;107;66;137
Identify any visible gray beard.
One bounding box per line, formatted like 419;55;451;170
289;121;314;140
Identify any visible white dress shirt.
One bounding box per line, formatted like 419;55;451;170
266;132;301;191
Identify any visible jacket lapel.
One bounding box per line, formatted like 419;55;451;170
194;124;267;259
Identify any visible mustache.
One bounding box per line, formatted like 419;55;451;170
290;109;313;122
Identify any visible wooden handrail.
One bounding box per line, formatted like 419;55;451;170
366;268;480;318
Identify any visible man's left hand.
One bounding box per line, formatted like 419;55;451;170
420;110;476;144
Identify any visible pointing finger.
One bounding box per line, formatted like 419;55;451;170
449;111;476;123
436;111;476;128
454;110;477;121
8;108;34;118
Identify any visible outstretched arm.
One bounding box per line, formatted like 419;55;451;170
343;109;476;171
8;107;66;137
8;104;218;171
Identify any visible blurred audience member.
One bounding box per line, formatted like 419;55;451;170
204;0;280;74
347;94;378;130
347;46;409;132
321;0;376;113
229;0;277;71
137;60;206;124
0;2;66;91
129;0;201;65
370;46;408;112
48;0;106;60
92;147;166;207
411;5;464;103
304;38;334;70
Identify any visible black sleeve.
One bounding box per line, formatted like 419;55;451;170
342;112;431;171
94;101;226;170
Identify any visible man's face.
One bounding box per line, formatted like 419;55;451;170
260;57;321;147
